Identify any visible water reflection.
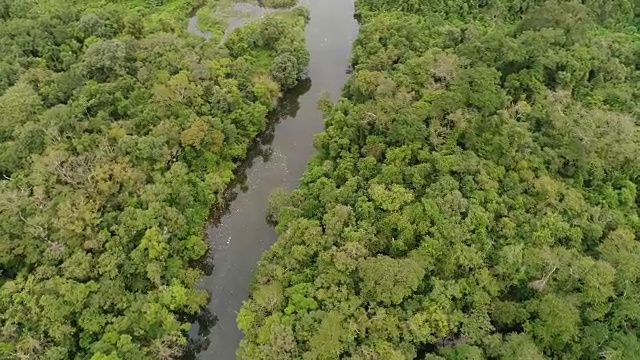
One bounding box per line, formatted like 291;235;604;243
188;2;278;43
207;76;311;227
182;76;311;358
181;308;218;360
189;0;359;356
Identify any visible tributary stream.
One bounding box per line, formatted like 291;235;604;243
187;0;359;358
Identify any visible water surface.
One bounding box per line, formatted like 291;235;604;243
193;0;359;358
187;2;277;43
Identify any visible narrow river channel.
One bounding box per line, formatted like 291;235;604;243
191;0;359;358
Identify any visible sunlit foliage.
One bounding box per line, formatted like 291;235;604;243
240;1;640;359
0;1;308;359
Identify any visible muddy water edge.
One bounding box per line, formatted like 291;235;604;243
185;0;359;359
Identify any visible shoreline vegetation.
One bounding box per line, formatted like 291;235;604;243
188;0;301;44
0;0;305;359
240;0;640;359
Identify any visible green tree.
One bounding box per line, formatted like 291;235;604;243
270;53;300;90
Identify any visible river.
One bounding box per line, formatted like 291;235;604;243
188;0;359;359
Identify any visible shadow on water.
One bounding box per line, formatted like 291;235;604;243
179;76;311;359
209;76;311;228
181;308;217;360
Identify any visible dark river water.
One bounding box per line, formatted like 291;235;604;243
188;0;359;359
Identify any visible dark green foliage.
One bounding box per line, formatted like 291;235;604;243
0;1;308;359
240;0;640;359
270;53;301;90
356;0;639;28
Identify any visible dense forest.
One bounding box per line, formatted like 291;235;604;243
0;0;308;358
240;0;640;359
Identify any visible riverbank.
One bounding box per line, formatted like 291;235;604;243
188;0;359;358
0;1;311;358
237;0;640;358
187;0;280;43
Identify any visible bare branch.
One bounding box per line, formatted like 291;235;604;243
530;265;558;292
